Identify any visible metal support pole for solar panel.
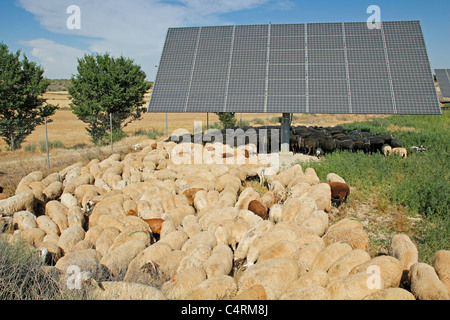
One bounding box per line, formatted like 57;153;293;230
281;113;291;153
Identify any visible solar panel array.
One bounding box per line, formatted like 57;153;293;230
435;69;450;98
149;21;441;115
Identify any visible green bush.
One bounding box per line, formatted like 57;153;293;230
215;112;236;129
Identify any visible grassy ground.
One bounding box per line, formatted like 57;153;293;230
300;110;450;263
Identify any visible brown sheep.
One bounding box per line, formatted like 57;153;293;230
327;182;350;207
143;218;165;235
248;200;268;220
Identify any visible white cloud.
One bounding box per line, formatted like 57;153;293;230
19;39;86;79
16;0;274;79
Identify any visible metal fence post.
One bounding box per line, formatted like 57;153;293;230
110;113;113;152
45;117;50;168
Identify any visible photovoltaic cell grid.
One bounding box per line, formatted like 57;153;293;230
149;21;441;115
435;69;450;98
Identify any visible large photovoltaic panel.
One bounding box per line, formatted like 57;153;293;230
149;21;441;115
435;69;450;98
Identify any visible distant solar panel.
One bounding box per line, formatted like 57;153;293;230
435;69;450;98
149;21;441;115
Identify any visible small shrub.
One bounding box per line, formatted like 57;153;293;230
203;122;223;131
0;237;62;300
24;144;37;153
100;128;128;146
269;116;280;124
133;128;164;139
252;118;265;125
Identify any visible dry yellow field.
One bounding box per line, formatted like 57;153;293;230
0;90;385;195
6;91;383;149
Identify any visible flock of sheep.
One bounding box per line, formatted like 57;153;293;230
169;124;409;159
0;137;448;300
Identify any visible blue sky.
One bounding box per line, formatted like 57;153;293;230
0;0;449;80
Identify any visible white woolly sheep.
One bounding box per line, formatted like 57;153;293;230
268;204;283;223
350;255;404;289
18;228;46;246
232;284;275;300
326;271;385;300
326;173;346;184
13;211;37;231
233;220;273;263
257;240;298;263
159;229;189;251
0;192;35;216
36;215;60;235
389;233;419;271
285;269;329;294
301;210;328;237
41;172;62;187
45;200;69;233
181;230;217;254
322;226;369;251
280;285;331;300
237;257;299;299
100;238;148;277
363;288;415;300
382;144;392;157
124;242;173;280
43;181;64;201
431;250;450;294
161;267;207;300
108;223;152;252
193;190;208;212
182;215;202;238
184;275;237;300
408;262;449;300
391;147;408;159
204;244;233;278
58;225;86;254
91;281;167;300
271;164;303;187
16;171;45;194
327;249;371;280
246;229;298;266
311;242;353;272
176;244;212;274
302;183;332;212
67;206;86;229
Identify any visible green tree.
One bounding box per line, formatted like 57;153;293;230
215;112;236;129
69;53;151;145
0;43;57;151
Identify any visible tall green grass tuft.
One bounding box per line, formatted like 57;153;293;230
133;128;164;139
